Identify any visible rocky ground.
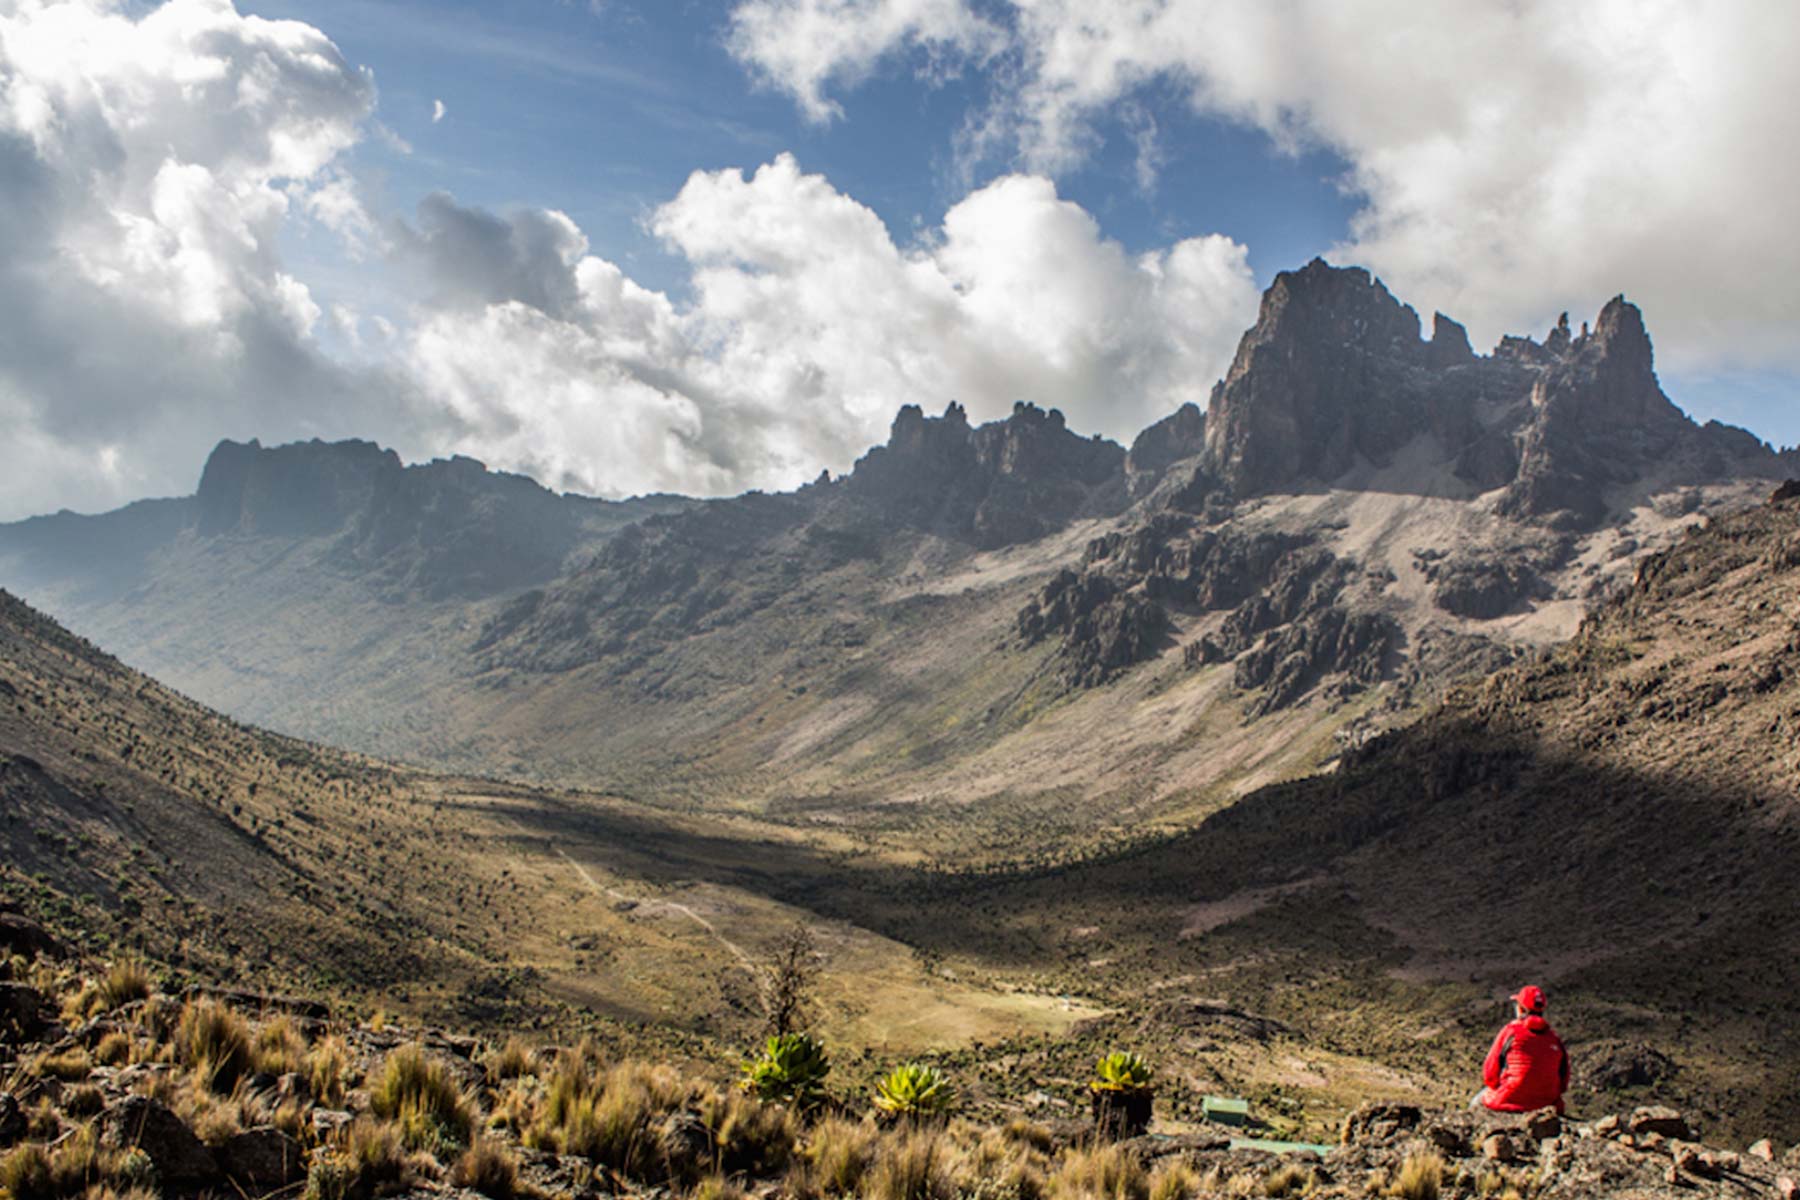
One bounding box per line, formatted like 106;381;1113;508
4;927;1798;1200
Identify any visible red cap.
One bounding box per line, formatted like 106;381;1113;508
1513;985;1546;1013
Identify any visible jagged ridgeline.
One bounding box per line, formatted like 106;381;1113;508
0;260;1790;831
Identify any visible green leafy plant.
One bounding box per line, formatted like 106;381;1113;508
873;1063;955;1119
1091;1051;1153;1092
740;1032;830;1106
1089;1051;1155;1140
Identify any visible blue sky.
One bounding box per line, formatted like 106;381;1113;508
0;0;1794;518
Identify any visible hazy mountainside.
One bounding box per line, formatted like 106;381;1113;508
864;490;1800;1140
0;260;1790;836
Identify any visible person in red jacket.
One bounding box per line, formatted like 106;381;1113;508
1474;985;1569;1113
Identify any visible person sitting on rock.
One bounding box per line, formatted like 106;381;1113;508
1473;985;1569;1114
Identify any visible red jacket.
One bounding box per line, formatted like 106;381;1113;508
1481;1015;1569;1112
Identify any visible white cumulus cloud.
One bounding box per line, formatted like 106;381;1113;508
726;0;1800;377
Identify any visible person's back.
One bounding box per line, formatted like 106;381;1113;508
1477;985;1569;1114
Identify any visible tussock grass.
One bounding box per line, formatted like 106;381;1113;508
62;1086;104;1118
31;1049;92;1082
1048;1142;1148;1200
369;1044;474;1154
96;961;152;1012
687;1175;749;1200
175;999;252;1091
486;1037;536;1084
252;1014;307;1075
453;1138;519;1200
0;1123;133;1200
92;1032;131;1067
1263;1162;1313;1197
696;1084;796;1177
802;1114;880;1194
1390;1151;1442;1200
306;1033;351;1105
306;1118;410;1200
863;1129;956;1200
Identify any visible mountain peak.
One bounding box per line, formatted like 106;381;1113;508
195;437;400;537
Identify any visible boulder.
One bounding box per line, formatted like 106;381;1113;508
657;1112;712;1181
1480;1131;1521;1162
99;1096;217;1185
0;915;66;960
1629;1106;1692;1140
219;1126;305;1189
1526;1108;1563;1141
0;982;51;1041
1340;1102;1422;1146
1750;1138;1775;1161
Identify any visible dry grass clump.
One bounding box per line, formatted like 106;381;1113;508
1048;1142;1148;1200
696;1083;797;1178
252;1014;307;1075
369;1044;475;1155
485;1037;536;1084
801;1114;880;1194
32;1049;92;1082
175;999;252;1091
453;1138;520;1199
1388;1151;1442;1200
0;1123;141;1200
687;1176;750;1200
1146;1159;1199;1200
305;1119;410;1200
863;1129;957;1200
96;961;152;1012
533;1058;687;1175
92;1032;132;1067
62;1086;105;1119
306;1033;351;1106
1262;1162;1313;1197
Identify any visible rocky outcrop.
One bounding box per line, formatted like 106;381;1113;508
1015;569;1169;687
99;1096;218;1185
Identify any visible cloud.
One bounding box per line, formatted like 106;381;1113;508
726;0;1003;123
397;157;1257;499
431;97;445;122
0;0;399;519
725;0;1800;376
0;0;1260;521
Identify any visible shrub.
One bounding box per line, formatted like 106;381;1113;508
1391;1152;1443;1200
1263;1163;1313;1197
453;1138;518;1200
96;962;152;1012
874;1064;955;1121
369;1044;474;1155
175;1000;252;1092
740;1033;830;1107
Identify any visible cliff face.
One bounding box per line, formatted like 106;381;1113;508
1198;260;1779;530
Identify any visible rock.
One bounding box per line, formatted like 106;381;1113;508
1526;1108;1562;1141
219;1127;304;1189
1480;1132;1520;1162
0;1092;23;1146
1593;1114;1621;1138
657;1112;712;1180
1777;1175;1797;1199
1422;1121;1472;1157
1671;1142;1720;1180
1578;1041;1678;1091
1751;1139;1776;1161
0;914;68;960
1630;1106;1693;1140
0;982;51;1041
311;1109;354;1137
1641;1131;1668;1152
99;1096;217;1185
1340;1102;1423;1146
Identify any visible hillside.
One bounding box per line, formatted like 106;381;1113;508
851;488;1800;1141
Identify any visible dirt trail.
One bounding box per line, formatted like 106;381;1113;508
553;845;764;979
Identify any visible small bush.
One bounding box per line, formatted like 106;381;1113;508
369;1045;474;1156
176;1000;252;1092
0;1142;55;1200
740;1033;830;1107
63;1086;105;1118
1049;1142;1148;1200
1391;1151;1443;1200
96;962;152;1012
453;1138;518;1200
92;1032;132;1067
874;1063;955;1121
